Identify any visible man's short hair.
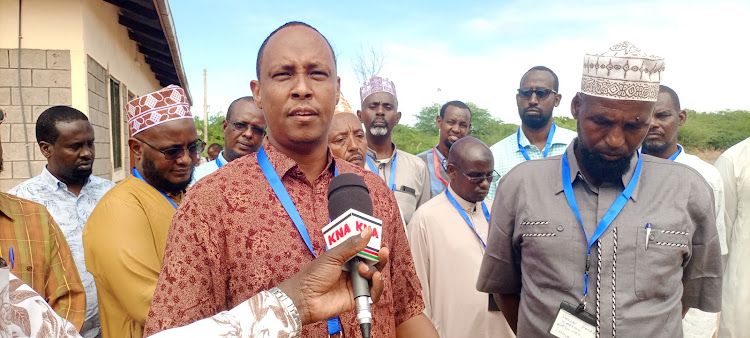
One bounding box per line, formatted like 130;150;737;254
36;106;89;144
226;96;254;121
208;143;223;151
440;100;472;119
659;85;681;110
256;21;336;79
522;66;559;92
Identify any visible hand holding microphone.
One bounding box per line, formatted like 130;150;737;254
276;226;389;326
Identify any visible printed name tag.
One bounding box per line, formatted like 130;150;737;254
548;301;596;338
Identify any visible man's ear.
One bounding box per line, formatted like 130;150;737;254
357;110;363;122
571;92;583;120
250;80;262;109
678;109;687;126
39;142;53;159
446;162;457;181
554;93;562;107
395;111;402;125
128;138;143;160
435;115;442;129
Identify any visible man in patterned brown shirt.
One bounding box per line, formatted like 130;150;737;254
144;22;438;337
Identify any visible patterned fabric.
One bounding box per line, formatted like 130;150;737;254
359;76;397;103
1;271;81;338
335;94;354;114
416;146;449;198
582;41;665;101
8;167;115;338
486;125;576;200
126;84;192;136
83;176;184;338
190;151;229;186
150;291;300;338
144;139;425;337
0;192;86;331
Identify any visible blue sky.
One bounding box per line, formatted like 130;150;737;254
170;0;750;125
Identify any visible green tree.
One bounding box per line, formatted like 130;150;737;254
194;114;226;156
553;116;577;131
407;102;517;153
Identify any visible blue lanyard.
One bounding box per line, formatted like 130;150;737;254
132;168;179;210
445;189;489;248
668;145;682;161
517;123;556;161
216;153;225;168
366;152;397;191
561;151;641;298
257;146;341;335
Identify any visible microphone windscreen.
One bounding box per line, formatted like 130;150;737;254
328;173;373;219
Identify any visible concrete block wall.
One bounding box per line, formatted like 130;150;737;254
0;49;72;192
87;56;112;180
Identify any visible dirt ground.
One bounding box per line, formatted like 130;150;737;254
693;148;724;165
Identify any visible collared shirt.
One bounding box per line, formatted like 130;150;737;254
487;125;576;200
8;167;114;338
83;175;184;338
144;140;425;337
0;192;86;331
416;145;450;198
477;141;722;337
2;270;301;338
366;144;431;223
716;136;750;338
191;150;230;186
408;185;513;338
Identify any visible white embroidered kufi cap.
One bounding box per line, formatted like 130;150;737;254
581;41;665;101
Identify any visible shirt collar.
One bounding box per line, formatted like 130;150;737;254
0;193;16;221
447;184;480;213
432;145;446;162
555;140;641;201
261;138;336;181
366;143;397;162
40;166;90;192
217;150;229;166
518;123;570;149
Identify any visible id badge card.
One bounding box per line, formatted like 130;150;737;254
548;301;596;338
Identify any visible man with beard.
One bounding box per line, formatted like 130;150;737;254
83;85;202;338
328;96;367;168
477;42;722;337
144;22;437;337
0;108;86;331
358;76;431;223
641;85;727;338
409;137;514;337
9;106;115;337
486;66;576;200
192;96;266;184
416;100;472;198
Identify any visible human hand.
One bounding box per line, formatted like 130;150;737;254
277;227;389;325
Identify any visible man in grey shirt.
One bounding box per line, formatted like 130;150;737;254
477;42;722;337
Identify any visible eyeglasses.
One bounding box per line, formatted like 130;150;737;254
227;120;266;136
517;88;557;99
450;163;500;184
136;138;206;160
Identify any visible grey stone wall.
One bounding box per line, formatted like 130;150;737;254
86;56;112;180
0;49;72;192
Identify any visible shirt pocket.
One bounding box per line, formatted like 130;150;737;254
634;226;689;300
519;222;576;292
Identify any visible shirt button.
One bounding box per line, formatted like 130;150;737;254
649;234;655;241
556;225;564;232
26;266;33;271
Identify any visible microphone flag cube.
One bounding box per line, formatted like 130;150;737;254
322;208;382;266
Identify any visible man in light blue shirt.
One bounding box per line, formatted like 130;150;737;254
192;96;266;185
487;66;576;200
9;106;115;338
417;100;472;198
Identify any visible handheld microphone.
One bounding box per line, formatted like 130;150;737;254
325;173;382;338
